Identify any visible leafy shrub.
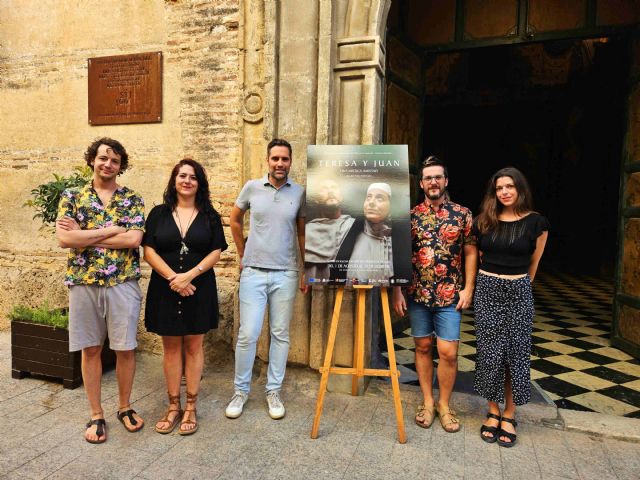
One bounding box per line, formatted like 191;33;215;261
9;302;69;329
24;166;92;225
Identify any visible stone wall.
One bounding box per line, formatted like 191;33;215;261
0;0;397;373
0;0;242;355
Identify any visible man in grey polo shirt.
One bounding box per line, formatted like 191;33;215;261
226;138;307;420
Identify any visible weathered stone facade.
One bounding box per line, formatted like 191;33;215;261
0;0;394;366
0;0;243;354
3;0;639;363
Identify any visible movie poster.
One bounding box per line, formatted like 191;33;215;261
305;145;411;286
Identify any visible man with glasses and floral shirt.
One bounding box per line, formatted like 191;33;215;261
392;156;477;433
56;138;145;444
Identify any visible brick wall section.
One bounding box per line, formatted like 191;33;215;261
165;1;243;345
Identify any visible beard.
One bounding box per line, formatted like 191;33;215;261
426;187;446;201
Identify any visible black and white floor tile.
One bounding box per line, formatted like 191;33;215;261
384;272;640;417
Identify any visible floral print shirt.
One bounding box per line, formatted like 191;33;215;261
407;201;476;307
57;183;145;287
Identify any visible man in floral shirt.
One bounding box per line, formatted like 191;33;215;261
393;156;477;433
56;137;145;444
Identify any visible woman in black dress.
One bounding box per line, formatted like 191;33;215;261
473;167;548;447
143;159;227;435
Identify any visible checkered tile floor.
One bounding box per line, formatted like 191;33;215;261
385;272;640;417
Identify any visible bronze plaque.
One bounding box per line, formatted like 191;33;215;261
88;51;162;125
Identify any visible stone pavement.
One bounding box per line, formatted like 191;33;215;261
1;331;639;480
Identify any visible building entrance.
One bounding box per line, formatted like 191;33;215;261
383;17;640;414
423;38;628;278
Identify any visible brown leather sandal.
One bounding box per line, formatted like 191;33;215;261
436;405;461;433
155;393;182;434
415;403;436;428
179;391;198;436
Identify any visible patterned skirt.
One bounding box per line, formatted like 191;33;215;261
473;272;535;406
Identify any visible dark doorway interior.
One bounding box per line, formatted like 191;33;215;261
423;37;630;277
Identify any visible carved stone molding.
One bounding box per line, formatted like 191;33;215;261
241;87;264;123
335;36;384;73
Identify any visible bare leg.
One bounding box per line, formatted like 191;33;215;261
82;345;105;442
435;338;461;432
181;334;204;432
115;349;144;430
156;336;183;431
435;338;459;409
414;336;435;406
500;369;517;443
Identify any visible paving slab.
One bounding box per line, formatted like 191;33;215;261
559;408;640;442
0;331;639;479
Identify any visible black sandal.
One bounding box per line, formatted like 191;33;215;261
117;408;144;433
497;417;518;448
85;418;106;444
480;412;501;443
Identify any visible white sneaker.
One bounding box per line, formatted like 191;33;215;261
225;391;248;419
266;390;285;419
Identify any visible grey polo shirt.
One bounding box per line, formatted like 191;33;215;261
236;175;306;271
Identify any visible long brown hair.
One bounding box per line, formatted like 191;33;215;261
475;167;534;234
163;158;220;223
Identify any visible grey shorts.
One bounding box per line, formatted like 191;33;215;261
68;280;142;352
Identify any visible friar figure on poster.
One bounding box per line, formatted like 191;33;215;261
305;145;411;287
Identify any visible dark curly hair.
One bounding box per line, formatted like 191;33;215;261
84;137;129;174
163;158;221;224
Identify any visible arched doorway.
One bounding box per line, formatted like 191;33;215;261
381;0;640;416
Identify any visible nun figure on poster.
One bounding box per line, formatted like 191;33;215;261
332;182;394;284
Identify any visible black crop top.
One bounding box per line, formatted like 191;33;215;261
474;213;549;275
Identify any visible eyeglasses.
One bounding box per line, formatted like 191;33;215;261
422;175;445;182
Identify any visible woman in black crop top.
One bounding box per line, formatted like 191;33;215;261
473;167;548;448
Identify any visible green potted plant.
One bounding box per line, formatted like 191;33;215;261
10;302;115;388
25;166;92;226
12;167;115;388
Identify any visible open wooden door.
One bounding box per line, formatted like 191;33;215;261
612;35;640;359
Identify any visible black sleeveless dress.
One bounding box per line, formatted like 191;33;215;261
143;204;228;336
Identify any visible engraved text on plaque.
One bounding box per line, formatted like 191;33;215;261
88;51;162;125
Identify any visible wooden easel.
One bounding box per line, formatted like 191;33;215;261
310;285;407;444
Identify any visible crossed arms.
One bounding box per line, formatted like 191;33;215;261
56;216;142;249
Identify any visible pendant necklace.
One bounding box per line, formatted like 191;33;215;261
175;207;196;255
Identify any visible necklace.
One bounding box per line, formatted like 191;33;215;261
175;207;196;255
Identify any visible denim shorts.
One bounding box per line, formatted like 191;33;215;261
408;299;461;341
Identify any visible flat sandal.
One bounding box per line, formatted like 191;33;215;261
480;412;501;443
179;391;198;436
155;393;182;434
436;405;461;433
415;403;435;429
85;418;107;444
497;417;518;448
